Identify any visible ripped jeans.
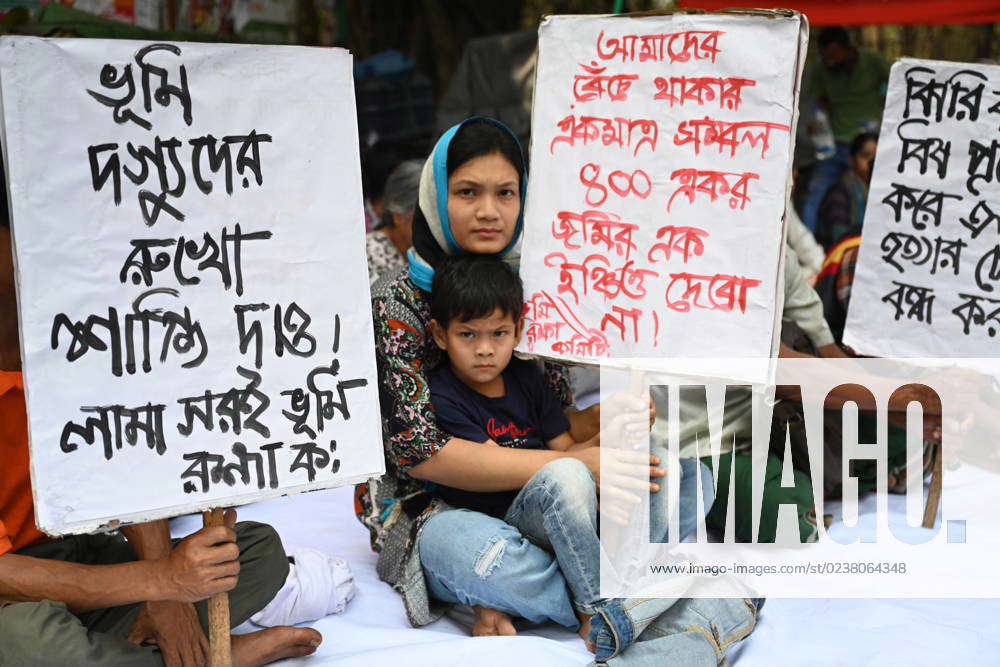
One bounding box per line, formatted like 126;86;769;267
419;454;717;637
589;597;764;666
420;457;597;628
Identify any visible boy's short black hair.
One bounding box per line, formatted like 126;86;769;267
430;254;523;328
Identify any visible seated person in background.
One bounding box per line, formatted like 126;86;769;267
787;204;825;283
787;168;825;283
650;251;843;544
813;234;862;345
800;26;888;232
360;140;402;232
815;132;878;251
812;234;937;497
366;159;423;287
0;222;321;665
426;254;710;650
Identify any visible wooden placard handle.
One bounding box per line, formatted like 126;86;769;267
203;508;232;667
922;446;943;529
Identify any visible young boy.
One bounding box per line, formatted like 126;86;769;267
427;255;600;519
427;253;608;643
426;254;714;653
426;255;772;664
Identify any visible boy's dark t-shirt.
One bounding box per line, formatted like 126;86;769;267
428;357;571;518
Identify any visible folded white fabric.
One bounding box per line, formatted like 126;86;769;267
250;547;356;627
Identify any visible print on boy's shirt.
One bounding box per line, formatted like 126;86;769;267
428;357;571;518
486;418;535;444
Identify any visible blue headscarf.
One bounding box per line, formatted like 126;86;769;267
407;117;526;291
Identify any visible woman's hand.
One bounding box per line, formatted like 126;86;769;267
569;447;664;526
570;447;663;490
599;390;656;448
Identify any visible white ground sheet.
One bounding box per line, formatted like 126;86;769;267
171;483;1000;666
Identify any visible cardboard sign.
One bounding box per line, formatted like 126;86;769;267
518;12;805;364
845;58;1000;357
0;37;384;534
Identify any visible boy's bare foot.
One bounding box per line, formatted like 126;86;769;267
472;605;517;636
230;626;322;666
577;611;596;653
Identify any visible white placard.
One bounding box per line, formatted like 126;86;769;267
517;12;805;364
0;37;384;535
844;58;1000;358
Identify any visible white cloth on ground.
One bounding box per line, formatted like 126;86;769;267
249;547;357;627
170;487;1000;665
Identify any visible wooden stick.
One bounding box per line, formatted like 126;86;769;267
922;446;943;529
203;508;232;667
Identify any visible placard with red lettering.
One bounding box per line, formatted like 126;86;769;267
844;59;1000;357
518;12;805;363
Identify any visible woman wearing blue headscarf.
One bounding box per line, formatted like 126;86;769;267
355;118;764;665
355;118;595;634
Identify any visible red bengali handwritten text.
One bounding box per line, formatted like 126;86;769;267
595;30;723;64
524;292;556;322
525;321;565;347
551;210;639;260
601;305;642;343
665;272;762;313
550;115;659;156
667;169;759;211
544;252;659;304
580;163;652;207
573;62;638;102
551;330;610;358
647;225;709;264
653;76;756;111
522;291;610;358
673;117;790;159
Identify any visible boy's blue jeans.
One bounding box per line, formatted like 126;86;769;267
420;452;759;663
588;596;764;666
